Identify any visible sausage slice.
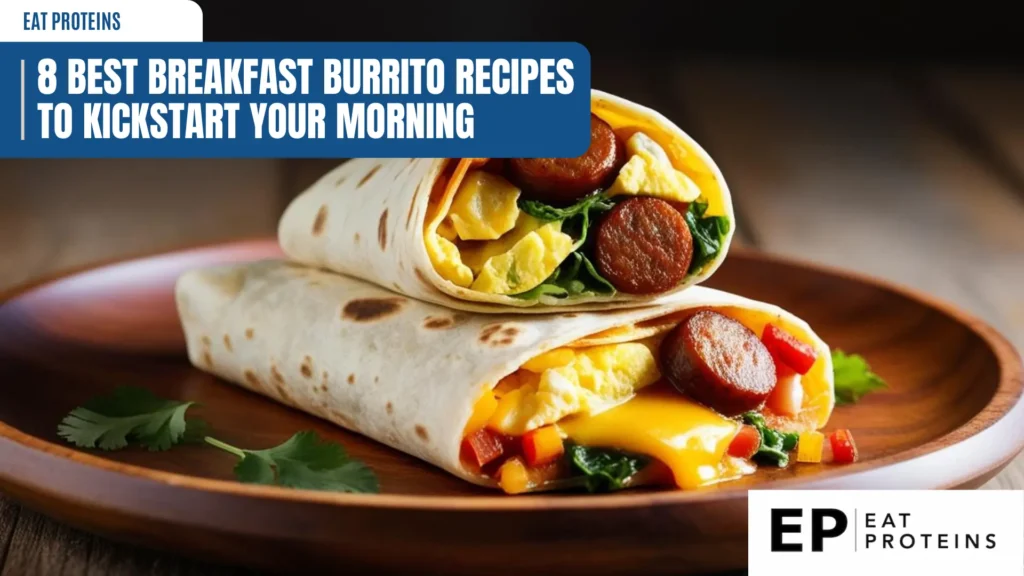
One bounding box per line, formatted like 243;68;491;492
594;197;694;294
659;310;777;416
508;114;625;205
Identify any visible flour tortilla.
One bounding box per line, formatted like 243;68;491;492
277;89;734;314
175;259;832;491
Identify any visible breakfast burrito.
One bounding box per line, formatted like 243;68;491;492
176;259;833;494
278;89;734;313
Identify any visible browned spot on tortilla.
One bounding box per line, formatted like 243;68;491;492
405;199;417;229
480;323;520;347
562;313;578;318
308;281;322;288
358;165;382;188
479;324;503;342
415;425;429;441
201;335;211;347
386;402;393;414
300;356;313;378
374;376;379;383
334;174;347;187
222;334;233;352
244;370;262;389
414;268;432;286
342;297;406;322
347;373;355;385
202;351;213;368
354;232;360;244
423;315;456;330
271;364;285;384
408;158;417;165
321;382;328;392
275;381;296;405
245;328;255;340
377;209;389;250
312;205;328;236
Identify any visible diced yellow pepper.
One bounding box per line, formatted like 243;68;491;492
463;391;498;436
796;431;825;463
498;457;530;494
487;387;523;432
521;347;576;373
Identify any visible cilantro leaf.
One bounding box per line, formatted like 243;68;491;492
832;349;888;404
230;431;379;493
566;444;647;492
57;386;200;451
741;412;798;467
685;199;730;274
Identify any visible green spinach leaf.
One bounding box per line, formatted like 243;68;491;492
685;199;731;274
741;412;799;467
566;444;647;493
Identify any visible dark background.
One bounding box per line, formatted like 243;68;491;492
195;1;1023;64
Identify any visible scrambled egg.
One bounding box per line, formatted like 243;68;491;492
606;131;702;203
426;233;473;287
470;219;575;295
459;213;546;274
488;341;661;435
448;170;521;240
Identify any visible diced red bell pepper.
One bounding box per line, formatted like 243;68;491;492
762;323;817;374
828;429;858;464
727;425;762;459
461;428;504;467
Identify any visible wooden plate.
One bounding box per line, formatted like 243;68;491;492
1;239;1021;576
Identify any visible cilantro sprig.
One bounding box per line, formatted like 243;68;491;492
58;387;201;451
832;349;888;404
58;386;379;494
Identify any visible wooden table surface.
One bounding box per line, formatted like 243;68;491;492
1;60;1022;575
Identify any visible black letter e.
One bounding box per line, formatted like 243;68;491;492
771;508;802;552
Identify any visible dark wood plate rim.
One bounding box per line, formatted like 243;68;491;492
1;238;1022;511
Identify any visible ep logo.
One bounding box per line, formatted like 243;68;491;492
770;508;848;552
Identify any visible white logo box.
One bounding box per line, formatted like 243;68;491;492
749;489;1024;576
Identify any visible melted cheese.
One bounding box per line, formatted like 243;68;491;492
607;132;702;203
559;386;741;489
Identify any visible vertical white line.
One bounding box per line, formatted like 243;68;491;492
20;60;25;141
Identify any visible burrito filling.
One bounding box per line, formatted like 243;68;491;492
424;105;730;299
459;308;831;494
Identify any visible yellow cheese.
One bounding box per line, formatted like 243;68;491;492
520;347;576;372
559;387;741;490
488;342;660;436
607;131;702;203
470;219;575;295
447;170;521;241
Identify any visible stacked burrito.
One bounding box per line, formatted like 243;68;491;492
175;90;835;494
